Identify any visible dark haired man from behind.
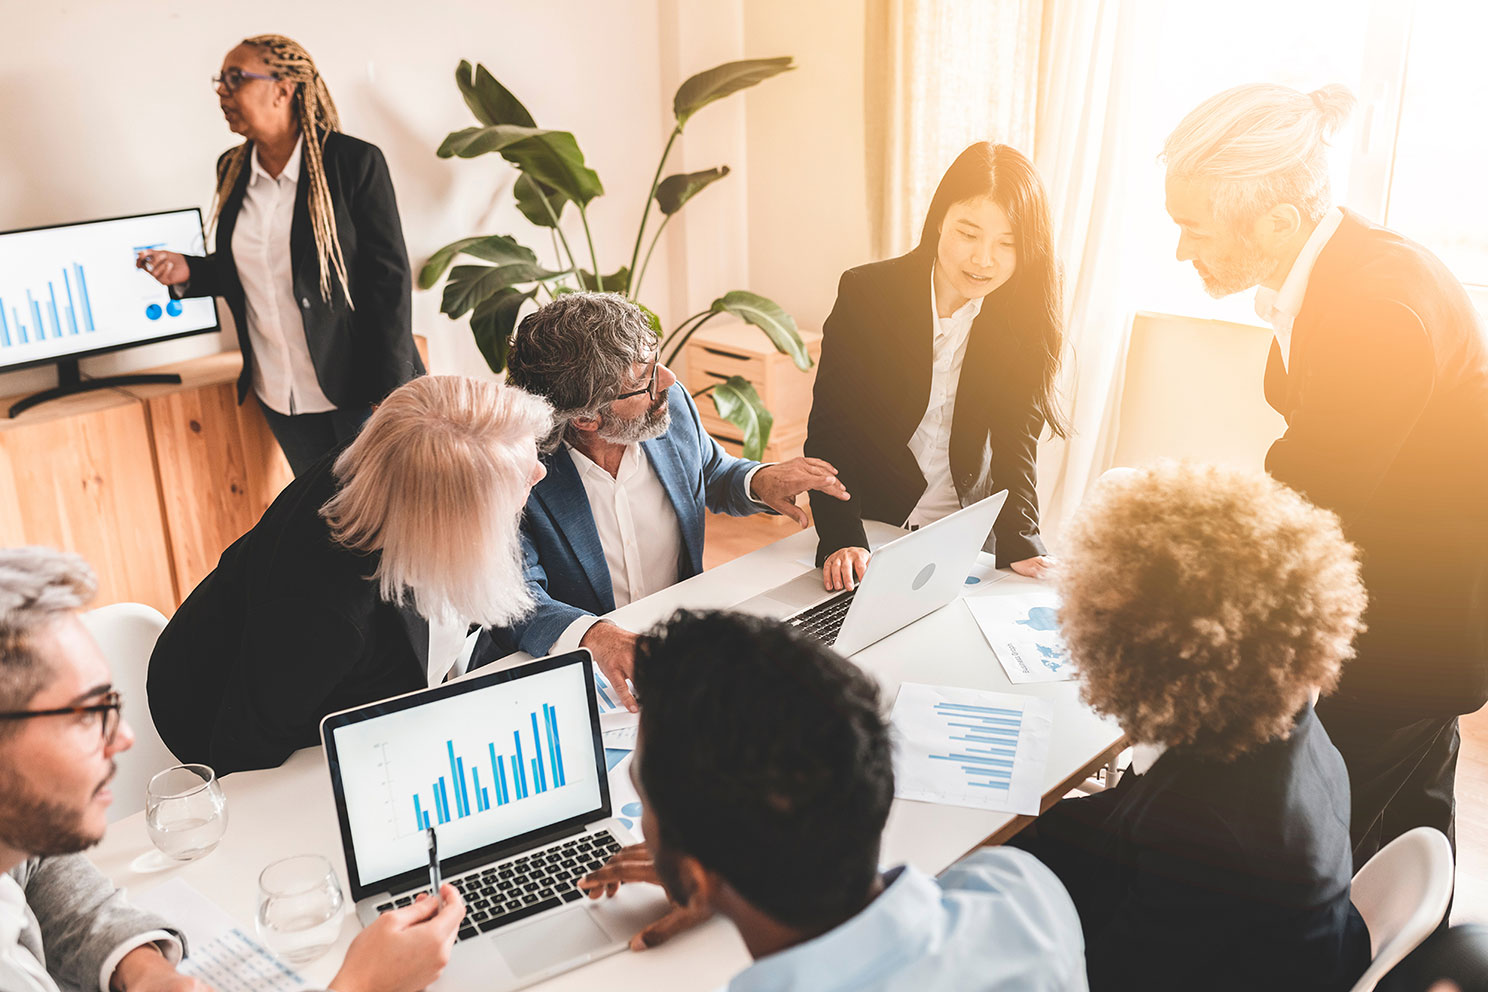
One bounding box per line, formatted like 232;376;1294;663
577;610;1087;991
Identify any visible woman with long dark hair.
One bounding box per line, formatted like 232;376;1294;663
806;142;1069;590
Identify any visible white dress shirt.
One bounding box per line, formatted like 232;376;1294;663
1254;207;1344;372
233;136;336;416
905;269;983;528
0;875;180;992
720;848;1087;992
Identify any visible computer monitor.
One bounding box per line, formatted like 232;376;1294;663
0;208;221;415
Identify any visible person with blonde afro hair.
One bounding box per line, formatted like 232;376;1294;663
1009;461;1371;992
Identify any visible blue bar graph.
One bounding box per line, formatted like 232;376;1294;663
410;702;570;830
28;292;44;341
74;264;94;331
928;701;1024;794
62;270;78;334
0;263;99;349
0;306;9;347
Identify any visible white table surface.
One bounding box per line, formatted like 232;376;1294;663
90;522;1123;990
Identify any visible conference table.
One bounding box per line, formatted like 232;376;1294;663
91;520;1125;990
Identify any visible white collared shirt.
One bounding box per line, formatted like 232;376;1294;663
1254;207;1344;372
905;269;983;528
233;135;336;415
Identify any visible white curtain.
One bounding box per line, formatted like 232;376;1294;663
868;0;1151;538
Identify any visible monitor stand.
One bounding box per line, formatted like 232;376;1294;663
8;359;182;418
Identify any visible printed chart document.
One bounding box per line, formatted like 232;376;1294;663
131;878;307;991
964;589;1075;684
890;682;1053;815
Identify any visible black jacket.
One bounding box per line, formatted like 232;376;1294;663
147;451;428;774
1264;211;1488;717
1011;705;1371;992
177;131;424;408
804;250;1049;566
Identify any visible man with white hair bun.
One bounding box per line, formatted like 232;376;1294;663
148;375;555;775
1162;82;1488;868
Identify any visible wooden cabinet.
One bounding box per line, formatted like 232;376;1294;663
681;322;823;462
0;353;290;613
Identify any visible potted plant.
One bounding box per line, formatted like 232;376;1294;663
419;56;810;459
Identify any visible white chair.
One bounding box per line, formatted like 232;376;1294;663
79;603;176;822
1348;826;1455;992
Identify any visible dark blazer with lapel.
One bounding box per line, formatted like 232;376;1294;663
804;249;1049;566
147;450;428;775
178;131;424;408
1012;705;1370;992
1264;211;1488;717
474;383;763;662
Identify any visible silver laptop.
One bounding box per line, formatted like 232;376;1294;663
321;650;667;991
736;491;1008;655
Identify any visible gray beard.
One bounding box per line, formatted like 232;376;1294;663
598;402;670;445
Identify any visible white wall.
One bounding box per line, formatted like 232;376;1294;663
1;0;677;399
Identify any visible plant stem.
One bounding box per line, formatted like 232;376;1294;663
631;213;672;302
662;309;718;367
627;125;682;297
535;186;580;275
577;205;604;293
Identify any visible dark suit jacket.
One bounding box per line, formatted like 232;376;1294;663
473;384;763;662
1264;211;1488;717
177;131;424;408
147;451;428;775
1011;705;1370;992
804;249;1049;566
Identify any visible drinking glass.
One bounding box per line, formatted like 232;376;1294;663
256;854;346;963
145;764;227;861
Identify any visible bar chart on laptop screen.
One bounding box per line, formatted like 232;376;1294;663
331;662;603;888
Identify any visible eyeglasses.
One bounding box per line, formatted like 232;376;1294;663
615;356;660;402
212;68;278;93
0;690;123;749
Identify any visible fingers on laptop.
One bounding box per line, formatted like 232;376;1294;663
824;547;870;592
579;844;657;899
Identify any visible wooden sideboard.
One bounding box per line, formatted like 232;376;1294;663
0;353;291;614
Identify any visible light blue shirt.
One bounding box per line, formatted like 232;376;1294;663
722;847;1087;992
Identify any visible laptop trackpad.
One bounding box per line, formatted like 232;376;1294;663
496;909;611;977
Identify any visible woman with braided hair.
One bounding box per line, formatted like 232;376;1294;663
138;35;423;474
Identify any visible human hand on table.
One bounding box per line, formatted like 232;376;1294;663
579;621;639;712
330;885;464;992
1009;556;1057;580
823;546;871;592
109;944;209;992
577;844;714;950
750;458;849;528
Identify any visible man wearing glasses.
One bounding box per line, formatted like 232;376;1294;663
472;293;851;708
0;547;465;992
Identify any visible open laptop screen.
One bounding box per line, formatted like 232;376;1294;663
322;651;609;900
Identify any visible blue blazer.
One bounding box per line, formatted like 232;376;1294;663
477;384;764;660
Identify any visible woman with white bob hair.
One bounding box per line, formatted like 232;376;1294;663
148;375;552;775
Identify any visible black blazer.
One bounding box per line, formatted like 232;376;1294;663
1011;706;1370;992
804;250;1049;566
1264;211;1488;717
178;131;424;408
147;451;428;775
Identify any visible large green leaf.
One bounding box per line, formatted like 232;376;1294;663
706;375;773;460
455;61;536;128
438;126;603;207
470;287;538;373
634;301;663;339
442;262;565;319
673;57;795;128
709;290;810;371
576;267;631;295
419;234;540;290
655;166;730;215
514;174;569;228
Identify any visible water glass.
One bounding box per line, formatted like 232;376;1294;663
145;764;228;861
256;854;345;963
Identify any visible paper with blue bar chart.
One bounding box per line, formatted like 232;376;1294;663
330;662;602;888
889;682;1053;815
0;212;215;369
964;588;1076;684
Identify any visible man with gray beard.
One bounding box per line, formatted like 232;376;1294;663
473;293;850;709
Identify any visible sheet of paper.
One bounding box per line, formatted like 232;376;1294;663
606;751;646;839
131;878;307;991
602;723;637;750
889;682;1053;815
963;590;1076;683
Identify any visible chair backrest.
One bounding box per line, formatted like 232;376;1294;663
1348;826;1455;992
79;603;176;822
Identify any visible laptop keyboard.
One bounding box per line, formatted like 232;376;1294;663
788;590;856;645
377;829;625;942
